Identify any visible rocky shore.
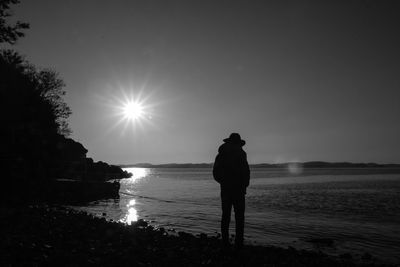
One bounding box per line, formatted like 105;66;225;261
0;204;395;267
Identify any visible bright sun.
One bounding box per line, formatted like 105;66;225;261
110;89;154;132
123;101;144;120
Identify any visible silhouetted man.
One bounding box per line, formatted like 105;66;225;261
213;133;250;250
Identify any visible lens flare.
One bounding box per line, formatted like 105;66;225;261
288;162;303;175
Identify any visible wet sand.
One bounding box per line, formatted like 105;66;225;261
0;204;393;267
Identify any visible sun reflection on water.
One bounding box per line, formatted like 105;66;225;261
125;198;138;225
124;167;148;183
126;207;138;224
120;168;149;224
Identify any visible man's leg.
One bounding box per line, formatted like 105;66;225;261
233;194;245;249
221;191;232;246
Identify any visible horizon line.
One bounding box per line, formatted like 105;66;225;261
116;161;400;167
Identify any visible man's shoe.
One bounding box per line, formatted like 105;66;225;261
221;239;231;252
234;240;243;251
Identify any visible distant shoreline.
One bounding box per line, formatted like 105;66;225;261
119;161;400;169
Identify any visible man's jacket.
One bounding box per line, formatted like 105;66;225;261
213;142;250;194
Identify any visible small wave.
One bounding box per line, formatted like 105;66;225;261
120;191;218;207
120;191;177;203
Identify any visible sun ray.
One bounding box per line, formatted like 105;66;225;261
89;79;169;139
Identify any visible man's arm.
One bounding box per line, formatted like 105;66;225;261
212;154;222;184
242;153;250;188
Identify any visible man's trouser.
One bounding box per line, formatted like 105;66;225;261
221;190;245;247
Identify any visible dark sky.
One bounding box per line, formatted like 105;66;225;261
10;0;400;164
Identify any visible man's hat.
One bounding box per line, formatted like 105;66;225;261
223;133;246;146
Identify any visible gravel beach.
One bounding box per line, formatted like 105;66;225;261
0;204;394;267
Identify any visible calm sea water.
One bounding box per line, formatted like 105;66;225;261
76;168;400;264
